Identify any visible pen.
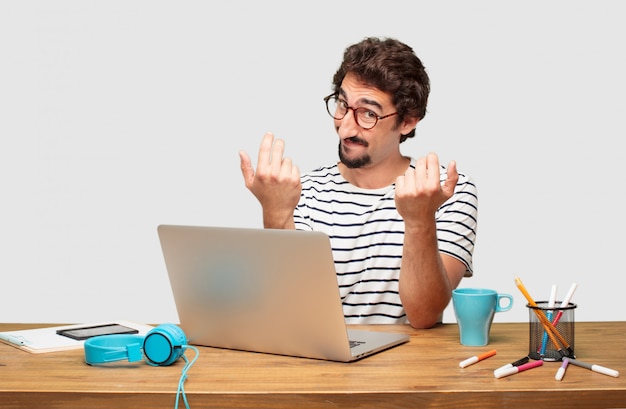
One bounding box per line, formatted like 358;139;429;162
459;349;497;368
567;358;620;378
552;282;578;326
555;358;569;381
539;284;558;356
0;334;29;346
494;360;543;379
493;356;530;375
514;277;573;357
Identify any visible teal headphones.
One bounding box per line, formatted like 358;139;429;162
84;323;187;366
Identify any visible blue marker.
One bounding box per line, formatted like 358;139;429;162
539;284;558;356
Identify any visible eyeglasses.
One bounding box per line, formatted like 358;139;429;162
324;93;398;130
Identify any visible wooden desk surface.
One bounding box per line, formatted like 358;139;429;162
1;322;624;409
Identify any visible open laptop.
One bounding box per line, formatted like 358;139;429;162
157;225;409;362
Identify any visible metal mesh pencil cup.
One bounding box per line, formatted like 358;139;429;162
527;301;576;361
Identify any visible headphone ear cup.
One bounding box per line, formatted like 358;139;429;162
143;324;187;366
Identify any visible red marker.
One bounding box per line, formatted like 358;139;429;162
459;349;497;368
494;359;543;378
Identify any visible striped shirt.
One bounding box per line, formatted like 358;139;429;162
293;159;478;324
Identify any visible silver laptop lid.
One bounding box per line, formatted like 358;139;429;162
158;225;357;361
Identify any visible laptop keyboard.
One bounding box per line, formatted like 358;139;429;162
349;340;366;348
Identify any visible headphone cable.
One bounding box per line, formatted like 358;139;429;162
175;345;200;409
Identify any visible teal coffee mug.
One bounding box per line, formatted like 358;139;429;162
452;288;513;346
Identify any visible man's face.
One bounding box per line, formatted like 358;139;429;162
334;73;409;169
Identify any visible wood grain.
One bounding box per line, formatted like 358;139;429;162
1;322;624;408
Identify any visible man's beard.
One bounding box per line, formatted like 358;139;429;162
338;139;371;169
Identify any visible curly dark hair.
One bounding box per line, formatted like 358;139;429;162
332;37;430;142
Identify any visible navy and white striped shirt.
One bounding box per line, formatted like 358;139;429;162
293;159;478;324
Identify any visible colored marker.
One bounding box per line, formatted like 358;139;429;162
567;358;620;378
514;277;574;357
555;358;570;381
459;349;497;368
515;277;562;349
493;356;530;375
552;282;578;326
494;360;543;378
539;284;558;356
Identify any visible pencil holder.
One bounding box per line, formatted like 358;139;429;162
527;301;576;361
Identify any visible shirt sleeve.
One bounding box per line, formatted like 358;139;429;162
435;171;478;276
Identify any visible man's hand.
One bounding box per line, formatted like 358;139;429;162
239;132;301;229
394;152;463;328
394;152;458;228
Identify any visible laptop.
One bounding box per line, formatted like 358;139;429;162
157;224;409;362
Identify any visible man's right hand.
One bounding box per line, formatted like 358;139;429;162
239;132;301;229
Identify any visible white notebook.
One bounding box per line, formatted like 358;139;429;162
0;321;153;354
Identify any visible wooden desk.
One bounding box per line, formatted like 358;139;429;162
1;322;624;408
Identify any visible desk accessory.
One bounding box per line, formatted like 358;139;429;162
493;360;543;379
84;323;199;409
527;300;576;361
493;356;530;374
567;358;620;378
538;284;557;356
555;358;570;380
452;288;513;346
459;349;497;368
551;282;578;326
515;277;576;360
0;321;153;353
57;323;139;340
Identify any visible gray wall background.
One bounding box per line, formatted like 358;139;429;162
2;1;624;324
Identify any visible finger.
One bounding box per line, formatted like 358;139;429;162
281;157;300;180
426;152;441;183
443;160;459;195
400;168;415;191
239;150;254;187
270;138;286;174
256;132;275;169
414;156;428;181
282;158;301;187
290;162;301;182
280;156;293;178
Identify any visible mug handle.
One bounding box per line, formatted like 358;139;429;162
495;293;514;312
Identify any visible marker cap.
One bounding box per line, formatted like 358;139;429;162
592;365;619;378
494;366;518;379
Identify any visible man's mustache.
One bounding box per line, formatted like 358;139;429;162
344;136;368;146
